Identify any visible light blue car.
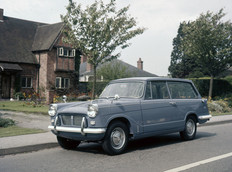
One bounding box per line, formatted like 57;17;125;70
48;77;211;155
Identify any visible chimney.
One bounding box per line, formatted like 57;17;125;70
80;55;87;64
0;9;3;21
137;58;143;70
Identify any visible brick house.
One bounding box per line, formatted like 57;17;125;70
0;9;78;103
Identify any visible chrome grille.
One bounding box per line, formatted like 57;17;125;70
59;114;85;127
73;116;83;126
61;115;72;125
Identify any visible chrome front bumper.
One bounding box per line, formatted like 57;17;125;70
48;116;106;136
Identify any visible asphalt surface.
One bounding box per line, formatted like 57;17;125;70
0;123;232;172
0;110;232;157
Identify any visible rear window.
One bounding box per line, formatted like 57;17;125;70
167;82;198;99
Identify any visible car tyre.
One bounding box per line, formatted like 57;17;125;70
180;116;197;141
102;121;129;155
57;136;80;150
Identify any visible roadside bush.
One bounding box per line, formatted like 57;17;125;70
208;99;232;113
0;117;15;128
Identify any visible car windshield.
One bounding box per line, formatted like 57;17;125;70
100;82;144;99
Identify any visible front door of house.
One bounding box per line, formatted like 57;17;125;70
1;75;10;98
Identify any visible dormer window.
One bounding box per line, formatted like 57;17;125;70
58;47;75;57
64;49;69;57
59;47;64;56
70;49;76;57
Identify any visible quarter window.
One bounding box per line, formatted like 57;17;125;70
167;82;198;99
22;77;32;88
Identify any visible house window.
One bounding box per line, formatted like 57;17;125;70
70;49;76;57
64;49;69;57
22;77;32;88
59;47;64;56
58;47;75;57
56;77;70;89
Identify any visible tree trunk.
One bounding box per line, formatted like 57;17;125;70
92;65;97;99
208;75;214;99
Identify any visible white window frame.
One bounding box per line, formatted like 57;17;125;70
59;47;64;56
55;77;70;89
70;49;76;57
21;77;32;88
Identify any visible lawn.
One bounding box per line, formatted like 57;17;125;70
0;126;45;138
0;101;49;114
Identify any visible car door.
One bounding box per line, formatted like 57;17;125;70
167;81;202;124
141;81;180;133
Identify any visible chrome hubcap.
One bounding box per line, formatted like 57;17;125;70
111;127;125;150
186;119;195;136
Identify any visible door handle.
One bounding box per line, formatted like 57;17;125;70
169;102;176;105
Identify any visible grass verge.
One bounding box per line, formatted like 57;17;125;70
0;101;48;114
0;126;46;138
211;111;232;116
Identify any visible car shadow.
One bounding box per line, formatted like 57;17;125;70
75;131;216;155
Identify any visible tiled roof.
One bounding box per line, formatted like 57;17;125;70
79;59;158;77
0;16;63;64
0;62;22;71
0;16;45;64
32;22;64;51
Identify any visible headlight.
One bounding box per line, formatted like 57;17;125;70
87;104;98;118
48;104;57;116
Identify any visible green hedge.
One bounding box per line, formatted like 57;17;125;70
191;78;232;98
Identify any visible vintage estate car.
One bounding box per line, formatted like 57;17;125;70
48;77;212;155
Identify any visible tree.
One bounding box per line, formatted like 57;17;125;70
61;0;145;99
97;60;133;81
169;23;207;78
170;9;232;98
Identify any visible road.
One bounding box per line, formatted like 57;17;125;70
1;123;232;172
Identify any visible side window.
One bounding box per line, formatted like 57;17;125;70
145;81;170;99
168;82;198;99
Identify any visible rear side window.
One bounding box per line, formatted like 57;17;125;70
167;82;198;99
145;81;170;99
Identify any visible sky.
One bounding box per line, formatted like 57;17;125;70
1;0;232;76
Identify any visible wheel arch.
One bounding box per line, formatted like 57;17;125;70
106;117;133;137
185;112;198;123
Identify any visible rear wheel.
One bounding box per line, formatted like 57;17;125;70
102;121;129;155
57;136;80;150
180;116;197;141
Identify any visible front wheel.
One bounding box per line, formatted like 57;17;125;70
102;121;129;155
180;116;197;141
57;136;80;150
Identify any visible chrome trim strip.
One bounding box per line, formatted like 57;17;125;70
198;115;212;120
48;125;106;134
54;116;58;132
81;117;86;136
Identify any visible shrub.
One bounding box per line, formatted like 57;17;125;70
208;99;231;113
14;92;24;100
0;117;15;128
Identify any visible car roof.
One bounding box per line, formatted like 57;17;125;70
110;77;192;83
